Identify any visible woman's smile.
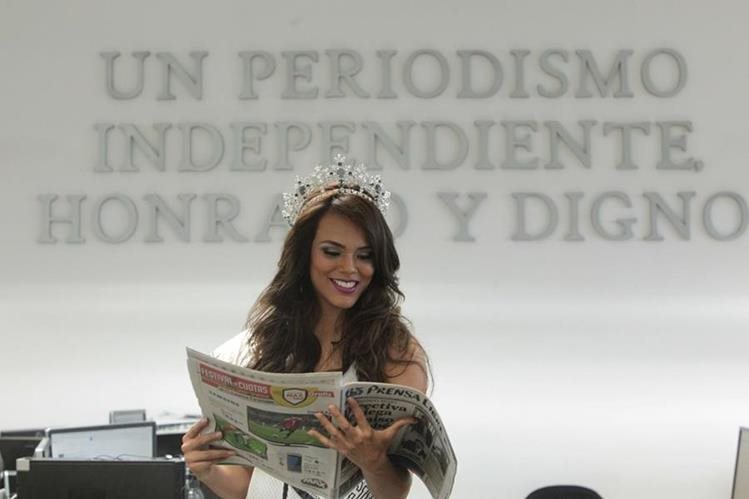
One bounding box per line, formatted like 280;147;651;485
330;278;359;293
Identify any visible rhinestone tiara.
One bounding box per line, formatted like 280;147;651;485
281;153;391;226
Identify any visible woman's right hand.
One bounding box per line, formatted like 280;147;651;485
181;418;236;481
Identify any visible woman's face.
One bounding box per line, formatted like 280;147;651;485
309;211;374;316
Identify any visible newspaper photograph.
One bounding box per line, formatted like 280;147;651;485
186;348;457;499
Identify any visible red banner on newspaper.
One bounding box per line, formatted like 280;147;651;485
199;363;271;399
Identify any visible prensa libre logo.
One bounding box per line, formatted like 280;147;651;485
301;478;328;490
282;388;307;406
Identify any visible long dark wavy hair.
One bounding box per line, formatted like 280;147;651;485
244;191;425;383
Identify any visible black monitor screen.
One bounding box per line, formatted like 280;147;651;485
0;429;46;438
16;458;186;499
0;437;42;471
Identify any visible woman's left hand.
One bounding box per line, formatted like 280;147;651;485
308;397;416;473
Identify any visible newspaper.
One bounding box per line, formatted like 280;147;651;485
186;348;456;499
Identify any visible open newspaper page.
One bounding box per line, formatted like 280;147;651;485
186;348;344;499
342;382;457;499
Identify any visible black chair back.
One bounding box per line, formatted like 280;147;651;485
526;485;603;499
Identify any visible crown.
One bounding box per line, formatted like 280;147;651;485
281;153;391;226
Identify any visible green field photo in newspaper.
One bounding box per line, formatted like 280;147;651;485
245;405;327;447
214;413;268;459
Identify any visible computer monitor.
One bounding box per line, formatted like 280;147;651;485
47;422;156;460
15;458;185;499
154;416;200;457
0;437;42;471
109;409;146;424
0;429;46;438
733;427;749;499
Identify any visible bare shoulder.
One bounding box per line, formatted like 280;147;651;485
385;339;429;394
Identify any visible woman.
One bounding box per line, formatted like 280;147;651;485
182;154;429;499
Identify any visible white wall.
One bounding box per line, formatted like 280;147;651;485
2;1;749;498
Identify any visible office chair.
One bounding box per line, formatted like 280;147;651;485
526;485;603;499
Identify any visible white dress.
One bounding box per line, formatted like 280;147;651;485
212;331;364;499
